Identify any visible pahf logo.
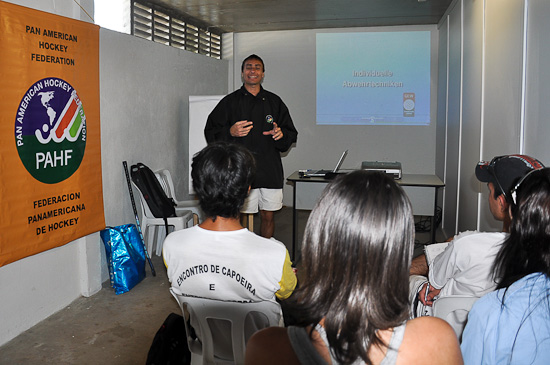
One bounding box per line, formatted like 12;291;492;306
14;77;87;184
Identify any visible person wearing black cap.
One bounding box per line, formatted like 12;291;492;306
409;154;544;333
474;154;545;232
461;167;550;363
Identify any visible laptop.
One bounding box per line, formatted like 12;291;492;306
303;150;348;177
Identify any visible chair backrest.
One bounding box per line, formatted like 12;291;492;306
155;169;203;225
170;289;281;365
157;169;177;200
432;295;479;341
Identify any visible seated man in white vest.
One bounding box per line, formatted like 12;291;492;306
163;141;296;306
409;155;544;332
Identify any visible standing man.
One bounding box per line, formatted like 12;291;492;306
205;54;297;238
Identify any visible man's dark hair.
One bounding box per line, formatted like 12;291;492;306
191;142;255;220
289;171;414;365
241;54;265;72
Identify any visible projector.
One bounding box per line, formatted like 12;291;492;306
361;161;402;180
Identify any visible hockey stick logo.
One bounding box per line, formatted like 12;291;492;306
34;89;84;144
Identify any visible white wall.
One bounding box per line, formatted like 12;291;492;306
99;30;228;228
524;0;550;163
440;2;463;236
0;0;227;346
438;0;550;236
2;0;95;21
228;26;440;207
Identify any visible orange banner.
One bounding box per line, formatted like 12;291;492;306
0;2;104;267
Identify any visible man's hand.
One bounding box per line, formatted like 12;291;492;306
230;120;253;137
418;282;441;307
263;122;283;140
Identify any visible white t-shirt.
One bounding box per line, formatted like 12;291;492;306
428;230;507;298
163;226;294;303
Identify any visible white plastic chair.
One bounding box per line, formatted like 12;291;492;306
155;169;204;225
170;288;282;365
131;180;193;256
432;295;479;341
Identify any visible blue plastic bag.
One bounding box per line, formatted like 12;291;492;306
100;224;146;294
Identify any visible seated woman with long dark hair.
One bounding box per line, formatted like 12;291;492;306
245;171;462;365
461;167;550;364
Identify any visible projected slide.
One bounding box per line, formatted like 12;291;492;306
317;31;431;126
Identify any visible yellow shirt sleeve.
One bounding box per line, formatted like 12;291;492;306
275;249;297;300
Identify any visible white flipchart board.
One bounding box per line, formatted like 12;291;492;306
188;95;224;194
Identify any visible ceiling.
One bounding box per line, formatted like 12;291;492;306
147;0;454;33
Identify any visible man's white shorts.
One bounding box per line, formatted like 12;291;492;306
241;188;283;214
